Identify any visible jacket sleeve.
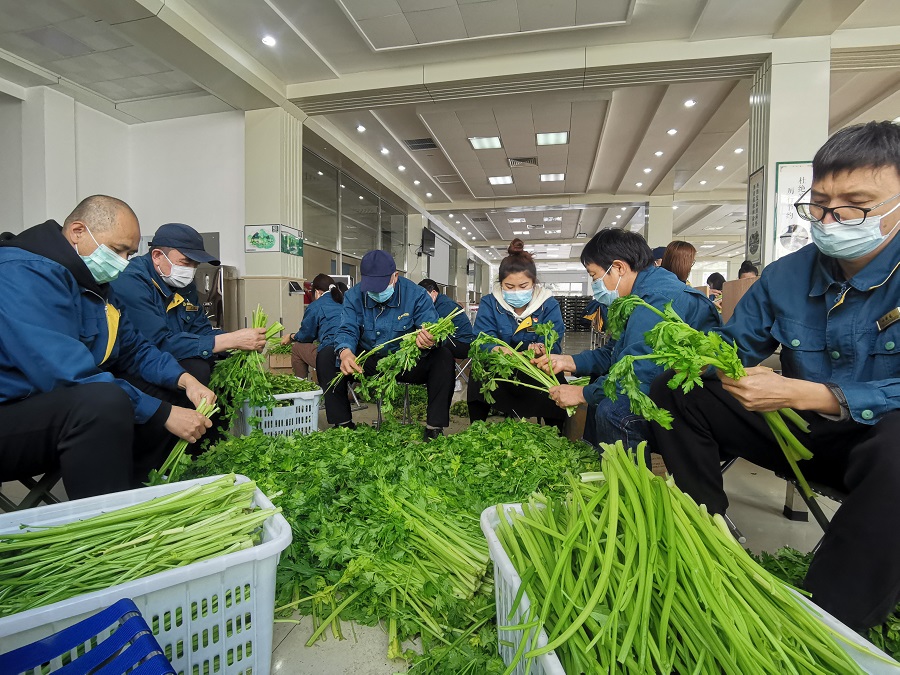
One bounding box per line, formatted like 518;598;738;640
334;291;364;354
0;263;172;424
450;303;475;344
112;272;216;361
412;288;440;328
721;274;780;366
107;308;186;392
838;379;900;425
572;342;615;377
294;302;320;343
472;298;500;351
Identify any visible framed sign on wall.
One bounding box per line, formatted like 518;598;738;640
745;167;765;265
773;161;813;261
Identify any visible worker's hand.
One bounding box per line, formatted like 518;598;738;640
491;345;516;356
532;353;577;376
719;367;840;416
165;406;213;444
178;373;217;408
280;333;293;346
416;329;435;349
709;288;722;298
531;343;546;357
340;349;363;376
548;384;586;409
232;327;268;352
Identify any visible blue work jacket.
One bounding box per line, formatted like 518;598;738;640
724;237;900;425
434;293;475;346
335;276;438;355
292;293;343;348
573;265;722;405
0;221;184;424
472;287;565;353
112;253;221;361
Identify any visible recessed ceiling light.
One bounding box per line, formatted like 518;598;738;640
449;213;454;218
734;147;744;154
489;176;513;185
455;220;461;224
317;171;323;176
398;165;406;171
340;184;346;189
356;124;366;132
715;165;724;171
655;151;664;157
699;180;707;185
462;226;467;230
358;195;364;200
540;173;565;182
261;35;277;47
635;182;643;187
380;148;389;155
643;168;652;174
621;207;627;211
536;132;569;146
673;205;678;210
616;215;622;219
667;128;678;136
468;136;502;150
684;99;696;107
471;236;476;240
413;180;420;186
425;192;433;197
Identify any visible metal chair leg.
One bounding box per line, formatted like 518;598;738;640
722;513;746;544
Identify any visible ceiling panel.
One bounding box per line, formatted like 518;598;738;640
516;0;576;31
690;0;800;41
0;0;81;33
404;6;468;43
356;14;419;49
841;0;900;28
458;0;521;38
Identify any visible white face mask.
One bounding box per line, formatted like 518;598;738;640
159;252;196;289
810;202;900;260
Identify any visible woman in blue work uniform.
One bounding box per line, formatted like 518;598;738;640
468;238;567;429
281;273;346;381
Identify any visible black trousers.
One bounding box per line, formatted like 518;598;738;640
445;338;471;360
468;372;567;428
318;345;454;428
648;371;900;630
0;383;170;500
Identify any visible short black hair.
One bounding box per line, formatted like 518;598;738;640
419;278;439;294
813;121;900;182
706;272;725;291
580;229;654;272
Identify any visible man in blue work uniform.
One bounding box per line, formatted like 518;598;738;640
319;250;455;440
112;223;267;398
0;196;216;499
418;278;474;359
648;121;900;631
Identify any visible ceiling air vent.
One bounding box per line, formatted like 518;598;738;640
404;138;438;151
471;217;489;223
434;174;461;184
508;157;538;168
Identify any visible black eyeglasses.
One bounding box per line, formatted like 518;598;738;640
794;189;900;225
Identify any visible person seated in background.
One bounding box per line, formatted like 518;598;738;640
533;229;721;450
738;260;760;279
648;121;900;632
112;222;267;395
280;273;347;382
418;278;475;359
577;298;603;330
320;250;455;440
706;271;726;309
651;246;666;267
468;239;568;431
0;196;215;499
660;240;697;283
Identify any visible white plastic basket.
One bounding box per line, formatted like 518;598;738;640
235;389;323;437
0;475;292;675
481;503;900;675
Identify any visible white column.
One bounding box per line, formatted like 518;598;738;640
0;95;23;232
646;197;674;247
727;258;742;280
406;213;427;283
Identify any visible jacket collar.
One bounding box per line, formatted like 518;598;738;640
630;263;664;297
809;234;900;297
136;252;197;302
363;276;403;309
491;283;552;319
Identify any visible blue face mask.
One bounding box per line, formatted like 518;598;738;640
810;202;900;260
591;266;620;307
502;288;533;308
77;225;129;284
368;284;395;303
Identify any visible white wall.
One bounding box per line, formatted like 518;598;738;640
0;94;23;233
75;103;130;201
129;112;246;271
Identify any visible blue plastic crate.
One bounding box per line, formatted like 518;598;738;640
0;599;174;675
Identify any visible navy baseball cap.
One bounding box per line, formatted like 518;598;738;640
651;246;666;260
359;250;396;293
150;223;220;265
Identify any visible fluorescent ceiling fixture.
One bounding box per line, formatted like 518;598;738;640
468;136;502;150
398;165;406;172
356;124;365;132
643;168;652;174
536;132;569;146
700;244;716;249
734;147;744;154
545;229;562;234
380;148;389;155
261;35;277;47
317;171;323;176
684;99;696;107
512;231;530;235
540;173;565;182
508;217;526;223
715;165;724;171
543;216;562;222
425;192;433;197
635;182;643;187
667;128;678;136
655;151;664;157
489;176;513;185
703;225;724;231
413;180;420;185
699;180;707;185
